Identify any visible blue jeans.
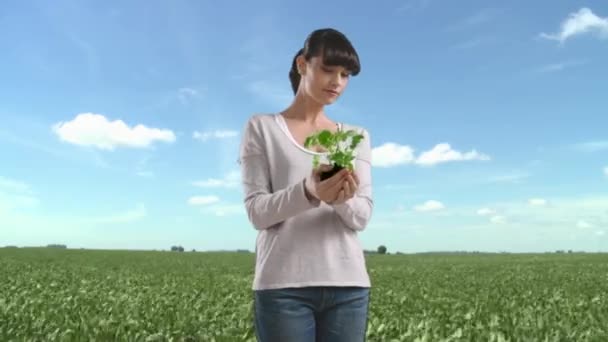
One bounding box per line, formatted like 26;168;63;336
253;286;370;342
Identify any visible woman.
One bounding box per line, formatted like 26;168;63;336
239;28;373;342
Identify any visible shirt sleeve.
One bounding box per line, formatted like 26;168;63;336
239;116;321;230
331;128;374;231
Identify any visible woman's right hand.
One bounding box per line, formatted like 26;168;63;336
304;164;348;204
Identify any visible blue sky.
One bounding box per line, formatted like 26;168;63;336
1;0;607;253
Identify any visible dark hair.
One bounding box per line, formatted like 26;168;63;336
289;28;361;94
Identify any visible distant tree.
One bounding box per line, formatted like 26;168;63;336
377;245;387;254
192;249;196;252
47;244;67;249
171;246;185;252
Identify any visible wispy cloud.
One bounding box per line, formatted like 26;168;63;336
0;176;39;212
477;207;506;224
477;208;496;216
0;176;31;194
93;203;146;224
248;80;293;109
448;8;502;31
528;198;548;207
69;34;100;80
192;170;240;189
485;171;529;184
52;113;176;150
188;196;220;206
577;220;594;229
453;37;493;50
193;130;239;142
383;183;417;191
540;7;608;44
396;0;431;13
414;200;445;212
136;171;154;178
490;215;507;224
426;195;608;230
372;142;489;168
177;87;205;105
134;155;155;178
536;60;588;73
187;195;244;216
481;195;608;227
571;140;608;152
604;166;608;177
202;204;245;217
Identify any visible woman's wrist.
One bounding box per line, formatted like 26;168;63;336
303;178;318;202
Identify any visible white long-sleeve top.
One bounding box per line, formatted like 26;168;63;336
239;113;373;290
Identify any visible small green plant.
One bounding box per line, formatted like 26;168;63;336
304;128;364;180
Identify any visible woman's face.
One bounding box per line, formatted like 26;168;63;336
299;55;351;105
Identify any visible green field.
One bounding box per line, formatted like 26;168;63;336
1;248;607;341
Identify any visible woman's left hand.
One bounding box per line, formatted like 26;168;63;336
332;171;359;205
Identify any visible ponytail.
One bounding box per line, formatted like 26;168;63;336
289;48;304;94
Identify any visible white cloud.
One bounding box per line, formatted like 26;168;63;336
414;200;445;212
490;215;506;224
415;143;490;166
540;7;608;44
372;143;415;167
477;208;495;216
52;113;175;150
188;196;220;206
193;170;240;189
193;130;239;142
372;142;489;168
597;231;606;236
528;198;547;206
577;220;593;229
603;166;608;177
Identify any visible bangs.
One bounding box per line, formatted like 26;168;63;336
320;44;361;76
303;29;361;76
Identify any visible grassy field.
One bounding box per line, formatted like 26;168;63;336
1;248;607;341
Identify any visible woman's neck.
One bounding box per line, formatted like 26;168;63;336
282;91;326;125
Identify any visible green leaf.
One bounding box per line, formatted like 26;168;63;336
317;130;333;147
351;134;364;149
303;128;365;169
304;136;314;148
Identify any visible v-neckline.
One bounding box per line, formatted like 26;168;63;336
274;113;342;155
